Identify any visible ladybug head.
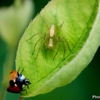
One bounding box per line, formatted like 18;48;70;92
16;74;25;82
16;73;31;89
24;78;31;85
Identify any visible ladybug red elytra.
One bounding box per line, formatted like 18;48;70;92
7;69;31;93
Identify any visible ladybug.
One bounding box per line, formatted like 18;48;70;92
7;69;31;93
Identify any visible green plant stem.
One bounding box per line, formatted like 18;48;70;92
0;45;16;100
19;97;24;100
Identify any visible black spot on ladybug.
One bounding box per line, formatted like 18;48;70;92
9;80;15;87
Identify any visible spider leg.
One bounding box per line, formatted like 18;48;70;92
33;33;46;60
53;38;59;60
34;38;46;60
39;13;50;30
62;36;71;51
53;49;59;60
60;40;66;60
58;36;70;60
59;21;64;28
26;33;40;41
55;21;64;34
32;36;43;55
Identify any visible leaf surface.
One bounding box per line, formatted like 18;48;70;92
16;0;100;97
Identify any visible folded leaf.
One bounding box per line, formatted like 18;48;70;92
16;0;100;97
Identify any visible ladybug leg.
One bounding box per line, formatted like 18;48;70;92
21;89;27;94
27;85;29;88
25;90;27;94
21;84;30;94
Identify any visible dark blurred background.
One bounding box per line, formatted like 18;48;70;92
0;0;100;100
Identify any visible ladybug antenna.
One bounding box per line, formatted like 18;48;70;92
20;68;24;74
17;68;20;72
17;68;24;74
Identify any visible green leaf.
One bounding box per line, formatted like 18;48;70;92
16;0;100;98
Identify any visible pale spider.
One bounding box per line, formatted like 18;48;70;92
27;17;71;60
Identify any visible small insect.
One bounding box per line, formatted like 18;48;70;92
7;69;31;94
27;15;71;60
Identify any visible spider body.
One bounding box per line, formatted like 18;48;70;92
27;16;71;60
44;24;57;49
